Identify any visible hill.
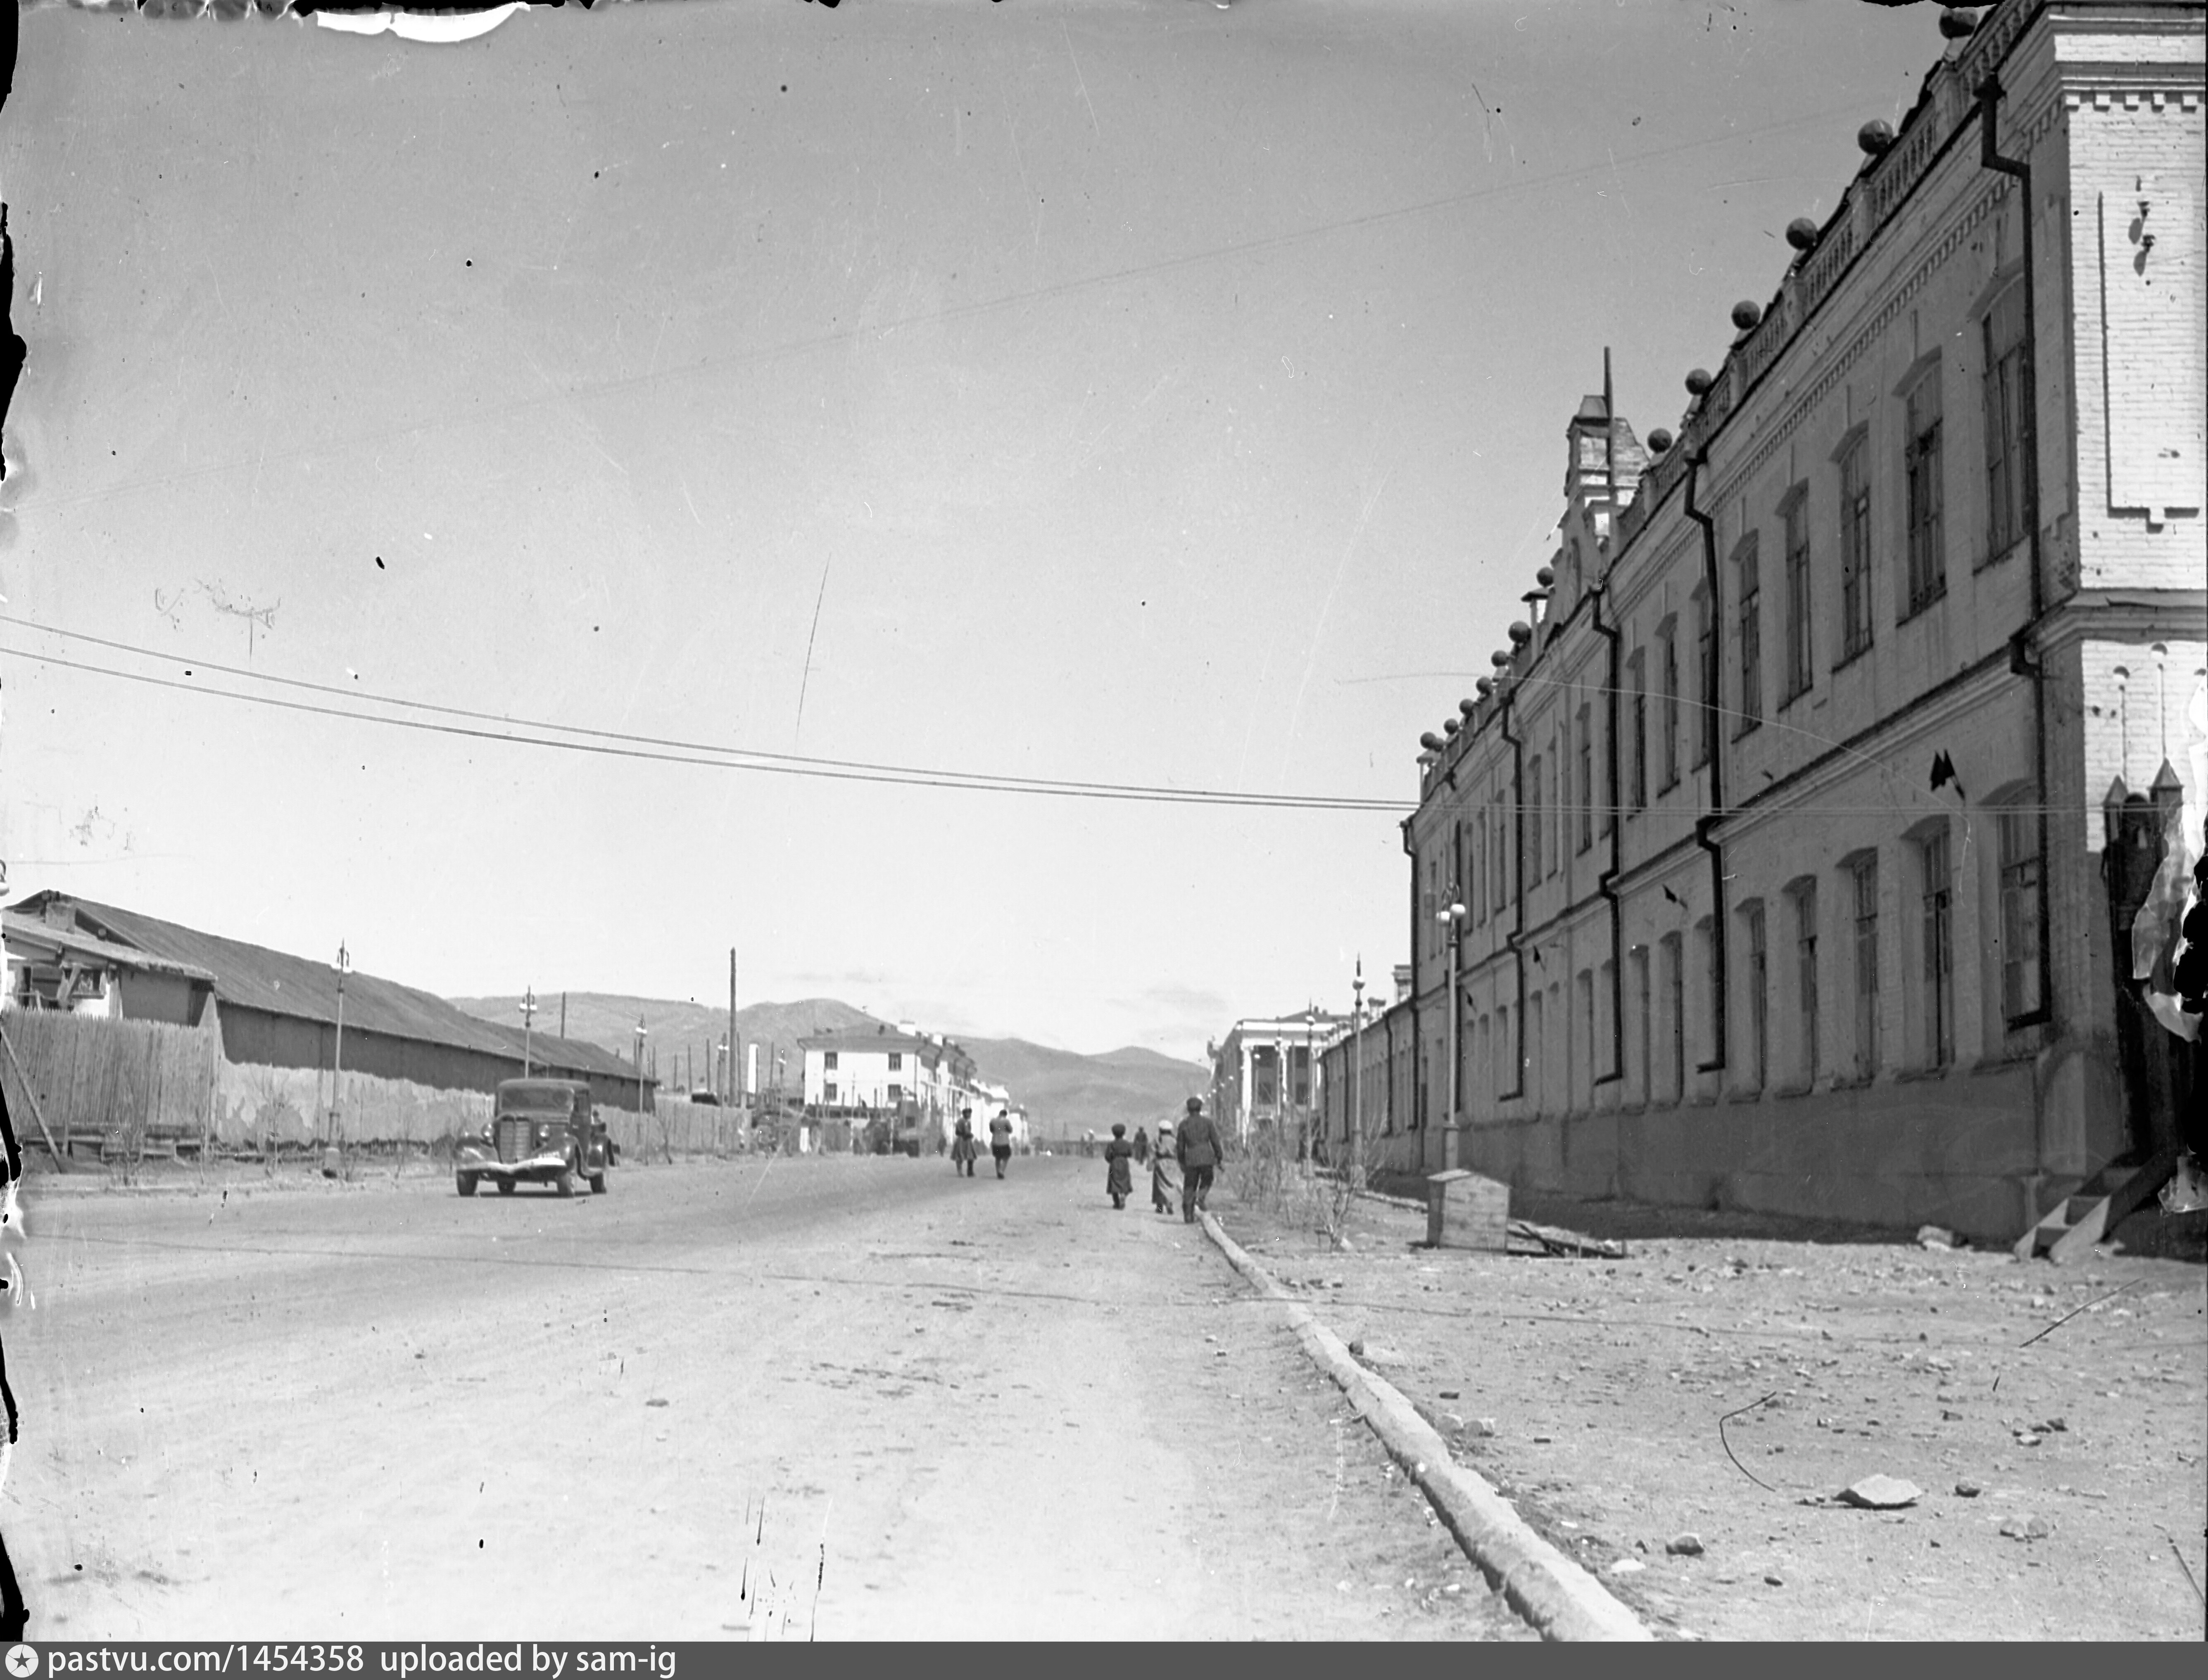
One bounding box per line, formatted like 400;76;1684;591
959;1036;1209;1142
449;994;1210;1137
449;992;885;1095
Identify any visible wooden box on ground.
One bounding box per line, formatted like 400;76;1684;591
1426;1168;1510;1251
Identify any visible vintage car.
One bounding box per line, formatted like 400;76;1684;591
456;1077;615;1197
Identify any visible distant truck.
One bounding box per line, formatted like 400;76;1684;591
455;1077;615;1198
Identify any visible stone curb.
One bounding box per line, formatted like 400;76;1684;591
1197;1208;1653;1643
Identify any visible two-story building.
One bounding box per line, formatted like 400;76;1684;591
799;1021;984;1139
1386;0;2202;1238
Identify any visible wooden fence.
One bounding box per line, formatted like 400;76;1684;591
2;1008;220;1157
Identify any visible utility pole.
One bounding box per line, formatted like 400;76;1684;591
560;991;568;1040
1352;958;1366;1175
520;986;538;1077
634;1016;648;1117
728;949;739;1106
1440;898;1469;1172
331;941;350;1151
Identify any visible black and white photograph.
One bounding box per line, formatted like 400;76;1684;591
0;0;2202;1645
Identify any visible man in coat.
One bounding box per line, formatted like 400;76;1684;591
1174;1095;1223;1224
988;1109;1014;1178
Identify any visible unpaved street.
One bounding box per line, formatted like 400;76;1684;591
10;1156;1530;1641
1212;1182;2208;1642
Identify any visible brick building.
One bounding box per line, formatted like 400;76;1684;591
1365;0;2203;1238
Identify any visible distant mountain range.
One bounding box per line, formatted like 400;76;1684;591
448;992;1209;1139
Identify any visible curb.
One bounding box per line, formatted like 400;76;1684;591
1197;1208;1653;1643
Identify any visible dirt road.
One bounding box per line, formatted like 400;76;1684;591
9;1156;1531;1641
1210;1180;2208;1642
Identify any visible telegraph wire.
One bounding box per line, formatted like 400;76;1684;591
0;641;1410;814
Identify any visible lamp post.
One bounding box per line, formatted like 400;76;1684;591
633;1016;648;1116
520;986;539;1077
1438;899;1469;1170
1302;1004;1320;1165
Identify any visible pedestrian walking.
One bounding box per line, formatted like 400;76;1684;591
989;1109;1014;1178
1150;1120;1182;1215
1175;1095;1222;1224
1104;1123;1134;1210
951;1109;979;1177
1132;1126;1150;1166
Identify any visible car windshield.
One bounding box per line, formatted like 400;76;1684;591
497;1086;578;1120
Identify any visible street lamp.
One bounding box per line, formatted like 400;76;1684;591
633;1016;649;1116
1438;899;1469;1168
519;986;539;1077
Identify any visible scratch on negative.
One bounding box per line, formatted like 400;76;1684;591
1063;21;1100;135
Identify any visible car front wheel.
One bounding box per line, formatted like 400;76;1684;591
456;1173;478;1197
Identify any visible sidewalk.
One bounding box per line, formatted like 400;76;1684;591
1203;1175;2208;1641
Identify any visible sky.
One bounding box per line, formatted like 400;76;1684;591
0;0;1949;1060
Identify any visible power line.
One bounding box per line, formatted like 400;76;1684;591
0;633;1411;813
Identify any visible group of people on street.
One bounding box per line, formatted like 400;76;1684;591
1103;1095;1220;1224
949;1107;1014;1179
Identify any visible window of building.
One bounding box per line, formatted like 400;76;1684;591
1782;488;1813;703
888;1051;903;1071
1473;811;1488;925
1632;945;1652;1105
1791;878;1820;1084
1744;902;1768;1091
824;1082;839;1104
1735;535;1762;734
1998;806;2043;1023
1493;782;1511;912
1694;588;1715;767
1662;932;1686;1101
1547;744;1562;878
1576;703;1594;854
1919;828;1955;1068
1983;284;2028;560
1576;971;1595;1108
887;1082;903;1106
1629;649;1648;811
823;1051;839;1071
1904;365;1946;616
1850;853;1880;1077
1659;622;1680;791
1839;434;1874;661
1527;755;1543;880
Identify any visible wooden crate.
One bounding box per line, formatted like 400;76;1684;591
1426;1168;1510;1251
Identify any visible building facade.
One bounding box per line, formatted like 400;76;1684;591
2;891;655;1112
1394;0;2203;1238
799;1022;985;1138
1209;1009;1354;1153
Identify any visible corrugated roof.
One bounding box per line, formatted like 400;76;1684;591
2;913;217;982
475;1018;646;1083
14;893;649;1084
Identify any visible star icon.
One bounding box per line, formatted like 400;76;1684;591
7;1644;40;1678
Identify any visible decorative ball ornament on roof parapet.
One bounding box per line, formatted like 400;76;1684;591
1685;368;1714;397
1731;300;1763;332
1420;731;1446;752
1785;217;1821;253
1458;698;1479;719
1490;649;1512;669
1939;7;1980;41
1442;717;1461;737
1475;677;1495;698
1507;622;1533;647
1858;119;1896;157
1647;427;1674;455
1534;565;1555;588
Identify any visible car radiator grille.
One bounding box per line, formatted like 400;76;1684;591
496;1118;535;1163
